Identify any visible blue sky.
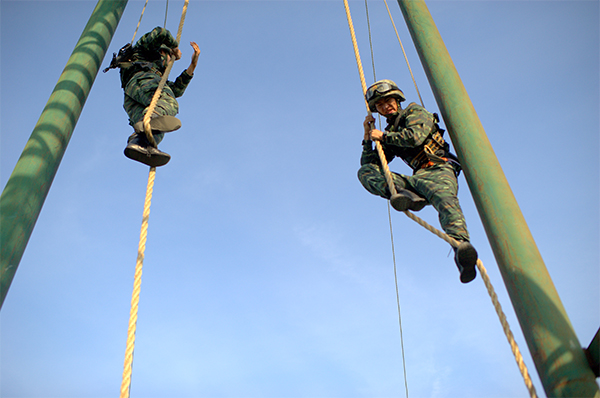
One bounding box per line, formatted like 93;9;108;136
1;1;598;397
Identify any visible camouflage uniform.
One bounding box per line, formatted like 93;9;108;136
120;27;193;144
358;102;470;242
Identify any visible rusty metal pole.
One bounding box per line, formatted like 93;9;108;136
396;0;599;396
0;0;128;309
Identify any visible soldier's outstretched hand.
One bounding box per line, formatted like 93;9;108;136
186;41;201;75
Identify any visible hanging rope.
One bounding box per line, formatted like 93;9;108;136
164;0;169;28
130;0;150;45
119;2;190;398
363;1;409;396
382;0;424;107
119;167;156;398
387;205;409;398
343;2;538;397
343;0;398;201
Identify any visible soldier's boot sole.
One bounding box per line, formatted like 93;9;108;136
454;241;478;283
124;143;171;167
133;115;181;134
390;189;427;212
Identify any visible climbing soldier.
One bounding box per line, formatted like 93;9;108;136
358;79;478;283
105;26;200;167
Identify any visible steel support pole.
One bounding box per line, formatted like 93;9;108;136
396;0;599;396
0;0;128;308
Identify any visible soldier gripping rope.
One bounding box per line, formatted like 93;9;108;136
358;79;478;283
105;26;200;167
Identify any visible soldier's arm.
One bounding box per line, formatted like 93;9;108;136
361;115;379;165
360;140;381;166
186;42;201;76
168;70;193;97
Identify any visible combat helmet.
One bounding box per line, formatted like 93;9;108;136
366;79;406;113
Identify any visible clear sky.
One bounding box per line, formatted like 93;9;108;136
1;1;598;397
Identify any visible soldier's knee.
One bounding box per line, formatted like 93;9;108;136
359;163;382;177
358;164;377;183
433;196;462;215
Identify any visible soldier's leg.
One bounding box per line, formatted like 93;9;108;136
358;163;408;199
358;163;427;211
122;89;170;165
410;164;477;283
409;164;469;242
124;75;180;143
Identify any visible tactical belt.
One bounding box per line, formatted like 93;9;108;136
408;130;446;170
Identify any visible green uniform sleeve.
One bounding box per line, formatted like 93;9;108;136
360;140;379;166
360;139;397;166
167;70;193;98
384;104;434;148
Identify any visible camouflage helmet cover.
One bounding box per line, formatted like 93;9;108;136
366;79;406;113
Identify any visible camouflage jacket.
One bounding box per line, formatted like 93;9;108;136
361;102;459;173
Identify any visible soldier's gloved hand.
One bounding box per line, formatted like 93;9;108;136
363;114;375;141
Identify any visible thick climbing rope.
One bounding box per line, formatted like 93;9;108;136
119;2;189;397
119;167;155;398
343;2;538;397
343;0;397;200
363;1;410;397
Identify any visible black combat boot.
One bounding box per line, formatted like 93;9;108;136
124;132;171;167
390;188;427;212
454;241;478;283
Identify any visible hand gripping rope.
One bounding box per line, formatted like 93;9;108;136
119;1;189;397
343;1;538;397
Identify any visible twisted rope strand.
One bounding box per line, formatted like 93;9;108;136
120;167;156;398
343;0;397;198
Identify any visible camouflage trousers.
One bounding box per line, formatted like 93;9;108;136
123;71;179;145
358;162;470;242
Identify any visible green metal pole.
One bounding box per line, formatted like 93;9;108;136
396;0;599;396
0;0;128;309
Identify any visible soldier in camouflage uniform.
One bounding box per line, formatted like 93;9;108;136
114;26;200;167
358;79;478;283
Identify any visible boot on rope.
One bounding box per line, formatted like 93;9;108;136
124;132;171;167
390;188;427;212
133;115;181;134
454;241;478;283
